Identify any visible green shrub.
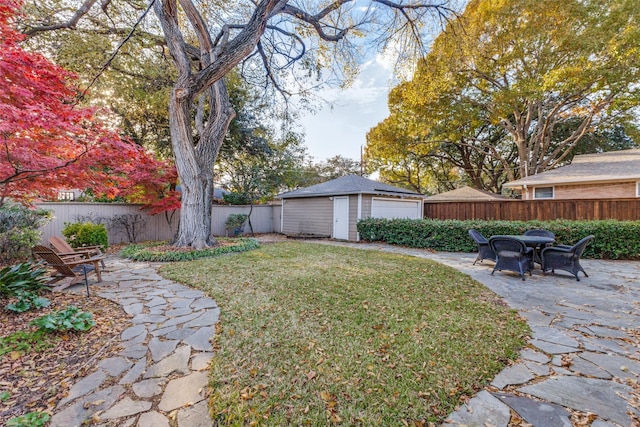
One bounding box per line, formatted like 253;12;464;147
62;222;108;250
5;290;50;313
0;204;52;264
7;411;50;427
0;262;48;297
223;192;252;205
0;329;55;356
225;213;249;235
31;305;96;332
357;218;640;260
121;238;260;262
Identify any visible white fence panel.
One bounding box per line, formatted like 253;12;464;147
212;205;276;236
272;202;282;233
36;202;279;244
36;203;177;244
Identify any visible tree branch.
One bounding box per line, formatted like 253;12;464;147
78;0;156;101
24;0;99;36
257;41;291;96
154;0;193;79
0;137;92;186
191;0;288;96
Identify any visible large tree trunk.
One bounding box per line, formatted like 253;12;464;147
172;167;214;248
169;79;234;249
153;0;277;248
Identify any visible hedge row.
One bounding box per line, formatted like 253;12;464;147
121;238;260;262
356;218;640;260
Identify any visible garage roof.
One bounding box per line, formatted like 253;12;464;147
425;186;508;201
277;175;424;199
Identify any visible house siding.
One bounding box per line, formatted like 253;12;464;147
349;195;359;241
361;195;373;218
281;197;333;237
526;182;637;200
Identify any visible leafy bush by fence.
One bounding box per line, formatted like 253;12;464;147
357;218;640;260
62;222;108;249
0;205;52;264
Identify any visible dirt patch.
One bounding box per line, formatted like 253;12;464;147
247;233;289;244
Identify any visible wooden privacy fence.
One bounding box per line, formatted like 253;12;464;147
36;202;281;244
424;198;640;221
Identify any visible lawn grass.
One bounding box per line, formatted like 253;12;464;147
160;242;528;425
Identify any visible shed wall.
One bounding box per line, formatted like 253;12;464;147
281;197;333;237
349;195;359;241
361;195;373;218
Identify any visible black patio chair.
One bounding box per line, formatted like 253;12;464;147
489;236;534;281
468;229;497;265
541;235;595;281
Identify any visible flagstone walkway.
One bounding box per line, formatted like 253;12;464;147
50;257;217;427
50;239;640;426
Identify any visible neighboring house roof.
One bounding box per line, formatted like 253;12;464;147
425;186;508;201
277;175;423;199
504;148;640;188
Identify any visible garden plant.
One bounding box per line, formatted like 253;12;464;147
62;222;108;250
121;237;259;262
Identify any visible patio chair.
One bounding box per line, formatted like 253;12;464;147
489;236;534;281
541;235;594;281
49;236;106;268
468;229;497;265
32;245;104;295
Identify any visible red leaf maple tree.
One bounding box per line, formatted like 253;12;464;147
0;0;179;214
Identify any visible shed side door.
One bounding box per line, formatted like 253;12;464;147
333;196;350;239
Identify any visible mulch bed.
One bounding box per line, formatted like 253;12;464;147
0;290;130;425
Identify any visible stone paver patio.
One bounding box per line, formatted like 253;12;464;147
51;239;639;426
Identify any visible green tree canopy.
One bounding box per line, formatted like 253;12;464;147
367;0;640;193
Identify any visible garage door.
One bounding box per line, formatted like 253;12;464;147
371;198;421;220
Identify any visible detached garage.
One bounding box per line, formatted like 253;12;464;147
277;175;424;241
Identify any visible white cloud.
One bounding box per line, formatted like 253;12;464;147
298;58;393;161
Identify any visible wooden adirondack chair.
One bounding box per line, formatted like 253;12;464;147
32;245;104;293
49;236;106;268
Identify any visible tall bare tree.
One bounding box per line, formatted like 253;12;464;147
24;0;455;248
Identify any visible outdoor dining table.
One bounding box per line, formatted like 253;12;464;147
490;235;556;266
